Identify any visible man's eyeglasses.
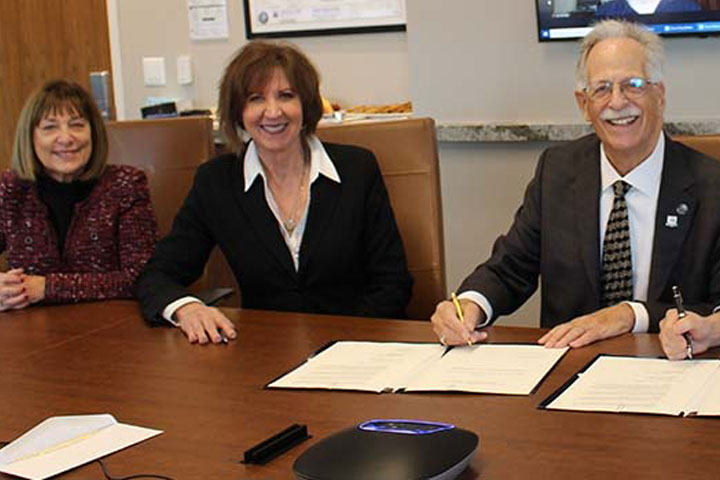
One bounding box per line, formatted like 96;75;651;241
583;77;658;102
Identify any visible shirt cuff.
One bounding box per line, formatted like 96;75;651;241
626;301;648;333
162;296;203;326
457;290;494;327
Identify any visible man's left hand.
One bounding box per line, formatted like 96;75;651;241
538;303;635;348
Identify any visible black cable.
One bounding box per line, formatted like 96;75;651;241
0;441;172;480
97;459;174;480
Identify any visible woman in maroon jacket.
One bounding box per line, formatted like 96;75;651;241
0;80;158;311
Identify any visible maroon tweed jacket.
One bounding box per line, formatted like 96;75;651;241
0;165;158;303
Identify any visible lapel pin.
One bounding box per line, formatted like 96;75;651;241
676;203;689;215
666;215;678;228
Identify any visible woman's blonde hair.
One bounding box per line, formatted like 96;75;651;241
11;80;108;181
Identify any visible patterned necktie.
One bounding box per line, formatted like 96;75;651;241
601;180;633;307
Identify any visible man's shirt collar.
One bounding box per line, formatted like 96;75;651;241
600;131;665;198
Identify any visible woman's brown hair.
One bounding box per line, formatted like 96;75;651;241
218;41;323;153
11;79;108;181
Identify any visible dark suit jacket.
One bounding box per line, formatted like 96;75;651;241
134;142;412;323
460;134;720;332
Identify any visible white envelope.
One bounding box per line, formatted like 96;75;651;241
0;414;162;480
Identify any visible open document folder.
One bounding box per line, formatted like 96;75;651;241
541;355;720;416
267;341;568;395
0;414;162;480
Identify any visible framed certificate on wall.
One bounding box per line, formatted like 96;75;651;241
243;0;406;38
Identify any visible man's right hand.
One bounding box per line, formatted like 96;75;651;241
175;302;237;345
430;299;488;346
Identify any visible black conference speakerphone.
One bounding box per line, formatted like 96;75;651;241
293;419;479;480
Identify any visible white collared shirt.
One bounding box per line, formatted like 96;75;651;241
598;132;665;333
462;133;666;333
244;135;341;271
162;135;341;325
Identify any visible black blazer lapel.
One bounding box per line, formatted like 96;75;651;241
299;176;341;273
648;140;696;300
573;143;602;301
232;162;297;277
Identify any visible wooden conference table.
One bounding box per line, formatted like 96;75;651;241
0;301;718;480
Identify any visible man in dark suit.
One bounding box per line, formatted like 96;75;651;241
431;19;720;349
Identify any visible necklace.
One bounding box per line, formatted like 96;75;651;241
282;162;309;234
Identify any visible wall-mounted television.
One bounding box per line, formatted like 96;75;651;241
536;0;720;41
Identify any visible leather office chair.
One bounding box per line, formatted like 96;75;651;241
106;116;214;237
106;116;231;301
317;117;447;320
674;135;720;161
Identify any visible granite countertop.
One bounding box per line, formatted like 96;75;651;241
213;118;720;144
436;119;720;142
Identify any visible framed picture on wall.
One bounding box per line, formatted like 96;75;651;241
243;0;406;38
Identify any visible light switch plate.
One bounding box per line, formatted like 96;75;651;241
143;57;166;86
177;55;193;85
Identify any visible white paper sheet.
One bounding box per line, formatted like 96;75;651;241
545;356;720;416
404;344;568;395
686;364;720;416
0;414;162;480
188;0;229;40
268;341;444;392
268;341;565;395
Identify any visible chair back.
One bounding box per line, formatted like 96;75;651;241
106;116;214;292
106;116;214;236
317;117;446;319
674;134;720;162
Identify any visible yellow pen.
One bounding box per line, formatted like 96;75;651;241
451;292;473;346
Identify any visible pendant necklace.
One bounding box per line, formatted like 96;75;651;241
283;162;309;234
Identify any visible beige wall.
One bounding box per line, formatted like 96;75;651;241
407;2;720;124
112;0;410;119
437;142;548;327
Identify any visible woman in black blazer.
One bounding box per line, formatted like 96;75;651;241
133;41;412;344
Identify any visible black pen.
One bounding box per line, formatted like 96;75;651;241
672;286;693;360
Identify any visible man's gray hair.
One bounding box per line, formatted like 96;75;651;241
575;20;665;90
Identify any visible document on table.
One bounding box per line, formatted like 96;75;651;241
267;341;568;395
0;414;162;480
404;344;568;395
541;355;720;416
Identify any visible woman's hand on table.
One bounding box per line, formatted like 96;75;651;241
0;269;45;311
175;302;237;345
